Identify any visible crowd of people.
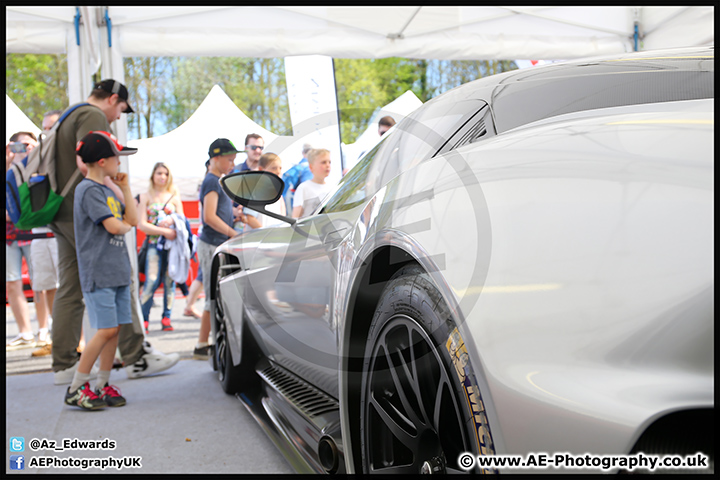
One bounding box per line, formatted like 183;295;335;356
6;77;394;411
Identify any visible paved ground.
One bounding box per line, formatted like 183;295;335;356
6;289;204;376
5;291;295;474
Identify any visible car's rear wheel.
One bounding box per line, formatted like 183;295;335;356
359;264;495;474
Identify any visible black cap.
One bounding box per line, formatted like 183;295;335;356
208;138;243;160
76;131;138;163
93;79;134;114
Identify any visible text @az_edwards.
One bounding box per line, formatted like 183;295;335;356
28;438;116;451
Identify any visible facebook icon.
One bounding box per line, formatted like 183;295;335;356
10;455;25;470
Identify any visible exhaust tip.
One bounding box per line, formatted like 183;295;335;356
318;436;339;474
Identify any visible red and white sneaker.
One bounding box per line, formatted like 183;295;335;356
95;383;126;407
161;317;174;331
65;382;107;410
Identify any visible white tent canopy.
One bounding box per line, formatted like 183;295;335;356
4;82;420;200
6;94;41;144
6;6;713;141
127;85;277;200
5;5;713;263
6;6;713;192
126;85;423;199
6;6;714;60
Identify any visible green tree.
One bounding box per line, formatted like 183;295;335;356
5;53;68;127
124;57;173;139
334;58;385;144
165;57;291;137
334;58;517;144
413;59;431;101
425;59;518;99
7;53;517;146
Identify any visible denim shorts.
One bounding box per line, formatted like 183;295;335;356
6;242;33;283
83;285;133;330
197;239;217;312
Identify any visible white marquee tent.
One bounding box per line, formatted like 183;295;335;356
6;6;714;110
125;85;423;199
6;5;713;194
6;6;713;185
6;94;41;144
5;5;713;272
4;84;422;199
7;7;714;60
126;85;277;199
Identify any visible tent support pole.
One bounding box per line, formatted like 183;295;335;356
634;23;639;51
74;8;81;46
104;9;112;48
331;58;345;173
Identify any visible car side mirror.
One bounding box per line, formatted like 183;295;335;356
220;171;295;225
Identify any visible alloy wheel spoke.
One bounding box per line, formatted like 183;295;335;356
408;328;435;426
382;337;425;429
368;394;418;448
433;379;450;430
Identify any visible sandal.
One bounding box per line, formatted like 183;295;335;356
183;307;200;318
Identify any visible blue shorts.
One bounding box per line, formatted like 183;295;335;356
83;285;133;330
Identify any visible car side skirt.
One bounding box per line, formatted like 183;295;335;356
236;354;344;474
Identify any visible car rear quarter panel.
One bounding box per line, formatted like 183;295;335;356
367;106;713;459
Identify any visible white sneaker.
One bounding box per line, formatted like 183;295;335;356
6;334;36;350
37;329;51;346
125;343;180;379
53;362;99;386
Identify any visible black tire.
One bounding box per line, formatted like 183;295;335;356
213;273;243;394
359;264;495;474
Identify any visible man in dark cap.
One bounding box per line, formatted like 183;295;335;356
50;79;180;386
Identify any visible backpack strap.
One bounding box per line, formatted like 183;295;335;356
60;102;90;123
59;166;84;197
52;102;91;197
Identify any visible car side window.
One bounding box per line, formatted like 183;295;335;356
434;103;494;157
322;98;490;214
322;138;388;214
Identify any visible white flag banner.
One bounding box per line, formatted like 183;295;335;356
281;55;343;186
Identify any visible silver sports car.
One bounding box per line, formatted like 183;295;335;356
210;46;713;474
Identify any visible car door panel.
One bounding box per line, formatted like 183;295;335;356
245;210;360;398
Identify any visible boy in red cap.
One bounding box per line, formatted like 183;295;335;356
64;131;138;410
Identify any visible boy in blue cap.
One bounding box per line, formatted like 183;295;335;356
64;131;138;410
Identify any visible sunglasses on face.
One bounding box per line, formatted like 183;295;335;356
246;145;264;151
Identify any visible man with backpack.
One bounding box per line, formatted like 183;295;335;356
29;111;64;358
50;79;180;385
